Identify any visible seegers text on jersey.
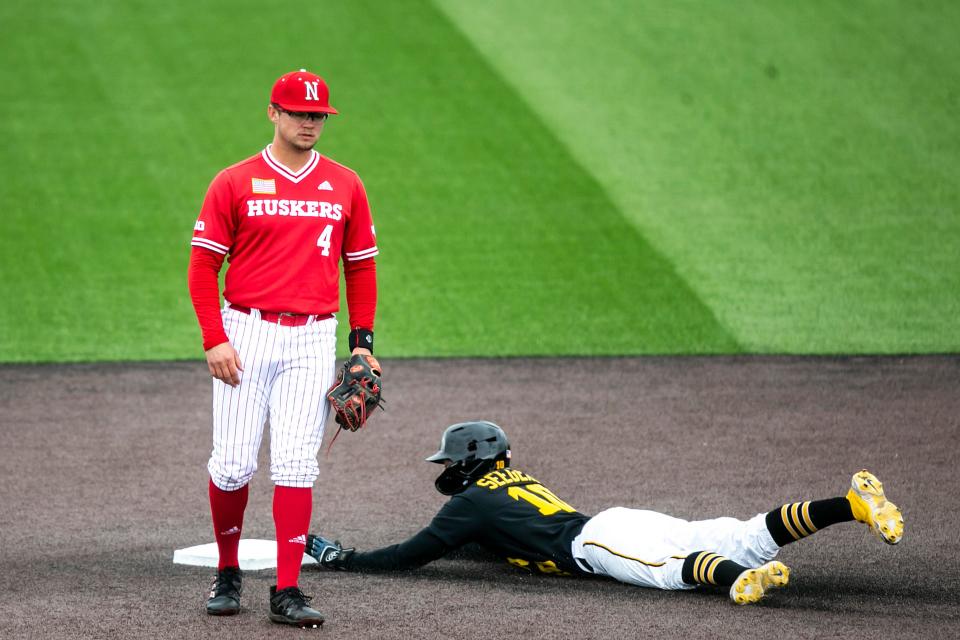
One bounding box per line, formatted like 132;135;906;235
475;469;538;490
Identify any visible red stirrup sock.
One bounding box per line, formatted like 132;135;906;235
273;485;313;590
209;478;249;570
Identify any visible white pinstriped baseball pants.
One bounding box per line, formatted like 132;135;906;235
571;508;780;590
207;304;337;490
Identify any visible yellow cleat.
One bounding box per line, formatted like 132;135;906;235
846;470;904;545
729;561;790;605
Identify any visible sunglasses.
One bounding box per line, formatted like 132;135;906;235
272;104;328;122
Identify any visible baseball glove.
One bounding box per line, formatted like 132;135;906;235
306;534;354;570
326;353;384;432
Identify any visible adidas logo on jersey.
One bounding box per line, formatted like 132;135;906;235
317;180;333;191
288;534;307;545
246;199;343;220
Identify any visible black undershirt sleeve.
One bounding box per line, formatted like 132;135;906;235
344;496;482;572
345;528;452;572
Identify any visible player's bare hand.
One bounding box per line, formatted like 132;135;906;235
205;342;244;387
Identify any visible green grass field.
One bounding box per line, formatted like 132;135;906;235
1;1;957;361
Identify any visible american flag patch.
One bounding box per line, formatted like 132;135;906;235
251;178;276;194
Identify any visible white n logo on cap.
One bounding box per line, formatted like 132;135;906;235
305;81;319;101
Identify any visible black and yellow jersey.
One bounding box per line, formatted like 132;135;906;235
345;468;591;575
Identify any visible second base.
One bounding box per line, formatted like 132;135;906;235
173;538;318;570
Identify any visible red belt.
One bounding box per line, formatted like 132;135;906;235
229;304;332;327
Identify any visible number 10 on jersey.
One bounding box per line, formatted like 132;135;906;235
508;484;576;516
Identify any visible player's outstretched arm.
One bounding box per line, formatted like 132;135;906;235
306;528;452;572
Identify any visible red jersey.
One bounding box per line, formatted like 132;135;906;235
191;145;378;314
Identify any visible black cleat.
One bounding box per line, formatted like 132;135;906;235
269;585;325;628
206;566;243;616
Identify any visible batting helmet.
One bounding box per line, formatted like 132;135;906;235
270;69;338;114
426;421;511;495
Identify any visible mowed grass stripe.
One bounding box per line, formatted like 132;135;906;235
329;2;740;356
437;0;960;353
0;0;737;362
1;2;236;362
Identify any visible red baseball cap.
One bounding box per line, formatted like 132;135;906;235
270;69;338;114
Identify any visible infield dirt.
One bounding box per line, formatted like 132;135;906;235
1;356;958;639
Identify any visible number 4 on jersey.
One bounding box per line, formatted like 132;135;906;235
508;484;576;516
316;224;333;256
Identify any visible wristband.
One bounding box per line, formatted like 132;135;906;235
349;328;374;353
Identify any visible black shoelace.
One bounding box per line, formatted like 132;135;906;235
210;571;241;596
276;587;311;608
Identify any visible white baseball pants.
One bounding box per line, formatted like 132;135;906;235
571;507;780;590
207;304;337;490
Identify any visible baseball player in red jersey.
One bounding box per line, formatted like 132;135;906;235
187;69;378;628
